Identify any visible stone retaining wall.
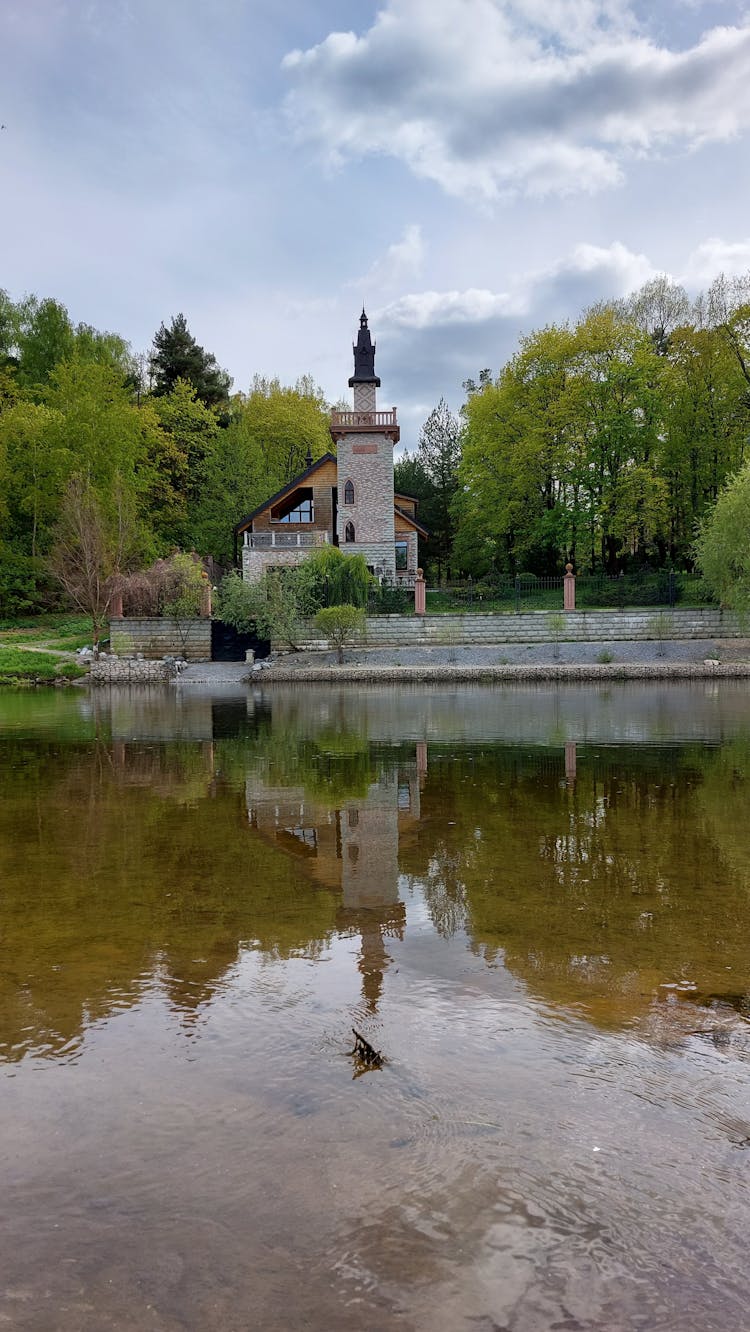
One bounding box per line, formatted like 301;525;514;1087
109;617;211;661
90;657;176;684
291;607;740;651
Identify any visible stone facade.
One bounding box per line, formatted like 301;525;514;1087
241;544;319;581
352;382;377;413
337;423;396;578
334;370;397;579
90;657;178;684
109;617;211;661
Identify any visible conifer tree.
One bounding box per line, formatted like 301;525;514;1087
149;314;232;407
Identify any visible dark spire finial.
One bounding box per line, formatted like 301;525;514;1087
305;443;313;468
349;309;380;388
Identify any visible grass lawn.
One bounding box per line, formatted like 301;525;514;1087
0;614;92;683
0;645;88;683
0;612;92;642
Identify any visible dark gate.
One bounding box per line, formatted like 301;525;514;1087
210;619;270;662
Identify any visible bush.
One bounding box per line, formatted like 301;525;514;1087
119;552;207;618
218;569;312;651
314;604;366;663
298;546;371;609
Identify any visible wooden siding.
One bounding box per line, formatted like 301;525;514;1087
252;462;337;535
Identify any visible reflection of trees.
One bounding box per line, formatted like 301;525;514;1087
402;845;467;939
7;698;750;1055
694;737;750;889
220;718;378;805
402;746;750;1028
0;738;339;1062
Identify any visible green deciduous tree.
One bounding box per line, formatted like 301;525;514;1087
192;377;331;565
457;304;669;575
694;464;750;617
297;546;371;609
314;604;366;663
49;474;139;645
149;379;221;546
659;325;748;563
416;398;462;580
14;297;75;388
217;568;311;651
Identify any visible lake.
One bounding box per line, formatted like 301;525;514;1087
1;681;749;1331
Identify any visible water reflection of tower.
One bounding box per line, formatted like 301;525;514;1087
338;770;404;1011
245;752;423;1011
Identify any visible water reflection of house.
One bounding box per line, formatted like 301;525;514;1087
246;754;423;1010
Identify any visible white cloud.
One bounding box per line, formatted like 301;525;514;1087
377;240;657;330
282;0;750;200
349;224;425;292
681;236;750;284
379;287;517;330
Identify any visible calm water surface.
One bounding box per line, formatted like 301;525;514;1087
1;682;750;1331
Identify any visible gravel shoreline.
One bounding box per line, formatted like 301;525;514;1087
256;637;750;683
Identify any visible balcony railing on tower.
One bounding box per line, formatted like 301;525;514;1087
330;408;400;443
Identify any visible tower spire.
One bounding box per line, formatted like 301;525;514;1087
349;309;381;388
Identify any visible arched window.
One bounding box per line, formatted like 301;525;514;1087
344;479;354;505
345;521;355;543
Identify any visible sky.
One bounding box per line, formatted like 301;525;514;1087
2;0;750;448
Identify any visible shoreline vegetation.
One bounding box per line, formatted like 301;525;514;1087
0;613;90;684
3;610;750;687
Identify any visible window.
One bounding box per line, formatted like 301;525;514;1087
344;479;355;505
345;521;355;543
271;487;313;523
395;539;408;571
397;784;412;812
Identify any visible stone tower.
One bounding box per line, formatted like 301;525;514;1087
330;310;400;578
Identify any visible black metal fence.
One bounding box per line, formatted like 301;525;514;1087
367;580;415;615
405;571;708;615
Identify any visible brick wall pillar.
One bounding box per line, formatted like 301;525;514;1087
563;563;576;612
415;569;426;616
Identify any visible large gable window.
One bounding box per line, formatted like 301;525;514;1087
271;487;313;523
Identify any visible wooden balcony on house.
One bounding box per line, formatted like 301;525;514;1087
244;530;330;549
330;408;400;444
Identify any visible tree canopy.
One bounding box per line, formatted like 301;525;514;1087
455;275;750;576
3;273;750;617
694;463;750;617
149;313;232;406
0;289;334;614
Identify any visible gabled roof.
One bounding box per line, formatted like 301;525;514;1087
395;504;429;538
394;491;420;508
234;452;337;533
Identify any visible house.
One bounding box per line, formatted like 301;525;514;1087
235;311;426;583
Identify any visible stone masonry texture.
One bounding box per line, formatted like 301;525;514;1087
109;617;211;661
292;608;743;650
